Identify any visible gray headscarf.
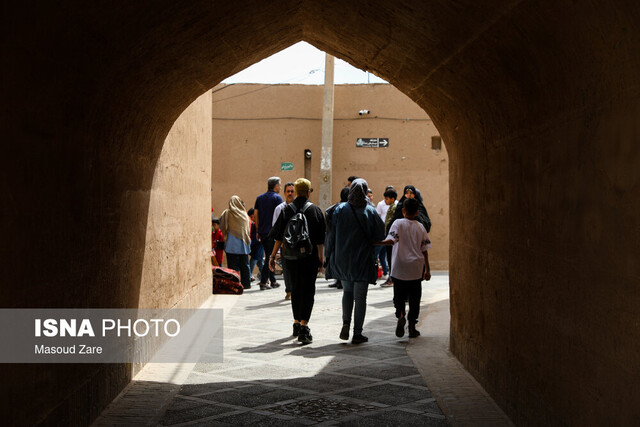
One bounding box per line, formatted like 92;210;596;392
348;178;369;208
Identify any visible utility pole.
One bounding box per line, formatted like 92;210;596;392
319;53;334;211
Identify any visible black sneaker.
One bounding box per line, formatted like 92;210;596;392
292;322;301;337
352;334;368;344
298;326;312;344
260;284;272;291
339;323;350;340
270;281;281;288
396;316;406;337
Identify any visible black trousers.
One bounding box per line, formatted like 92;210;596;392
392;277;422;323
226;253;250;289
259;233;277;285
283;255;318;322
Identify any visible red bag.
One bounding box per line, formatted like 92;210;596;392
212;266;243;295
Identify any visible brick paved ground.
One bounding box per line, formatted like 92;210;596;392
94;273;512;426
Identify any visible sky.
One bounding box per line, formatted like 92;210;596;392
222;42;388;85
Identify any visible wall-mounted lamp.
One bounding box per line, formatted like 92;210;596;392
304;149;312;159
358;110;370;115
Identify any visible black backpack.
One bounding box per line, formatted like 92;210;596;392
282;202;313;260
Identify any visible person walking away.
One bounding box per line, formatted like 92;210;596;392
254;177;283;290
220;196;252;290
325;178;385;344
271;182;296;300
379;198;432;338
269;178;325;344
247;208;264;282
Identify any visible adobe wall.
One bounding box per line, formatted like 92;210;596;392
1;92;213;426
139;91;213;310
211;84;449;269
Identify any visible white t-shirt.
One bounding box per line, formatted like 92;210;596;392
387;218;431;281
376;199;390;221
272;201;287;226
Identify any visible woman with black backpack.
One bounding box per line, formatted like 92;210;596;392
269;178;325;345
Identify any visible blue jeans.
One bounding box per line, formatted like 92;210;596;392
259;233;277;285
250;243;264;277
375;245;389;275
341;281;369;335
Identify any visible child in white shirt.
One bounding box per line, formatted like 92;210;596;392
379;198;431;338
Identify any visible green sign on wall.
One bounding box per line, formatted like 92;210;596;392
281;162;294;171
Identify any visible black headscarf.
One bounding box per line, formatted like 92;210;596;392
399;185;424;203
389;184;431;233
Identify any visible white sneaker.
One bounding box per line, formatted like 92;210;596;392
381;274;388;281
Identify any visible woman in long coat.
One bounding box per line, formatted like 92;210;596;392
325;179;385;344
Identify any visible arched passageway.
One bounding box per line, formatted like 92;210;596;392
2;1;639;425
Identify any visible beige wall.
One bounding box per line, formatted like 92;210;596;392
211;83;449;269
140;91;213;309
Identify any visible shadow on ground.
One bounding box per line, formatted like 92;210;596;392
157;302;449;426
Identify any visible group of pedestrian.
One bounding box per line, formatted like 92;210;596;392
215;175;432;345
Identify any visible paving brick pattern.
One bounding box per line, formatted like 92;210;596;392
95;273;512;426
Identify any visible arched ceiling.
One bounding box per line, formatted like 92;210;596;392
5;1;636;165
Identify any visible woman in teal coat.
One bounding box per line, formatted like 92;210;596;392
325;179;385;343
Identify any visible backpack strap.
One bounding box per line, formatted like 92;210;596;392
287;201;311;217
300;201;312;213
283;201;312;228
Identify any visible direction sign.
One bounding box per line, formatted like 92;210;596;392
356;138;389;148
